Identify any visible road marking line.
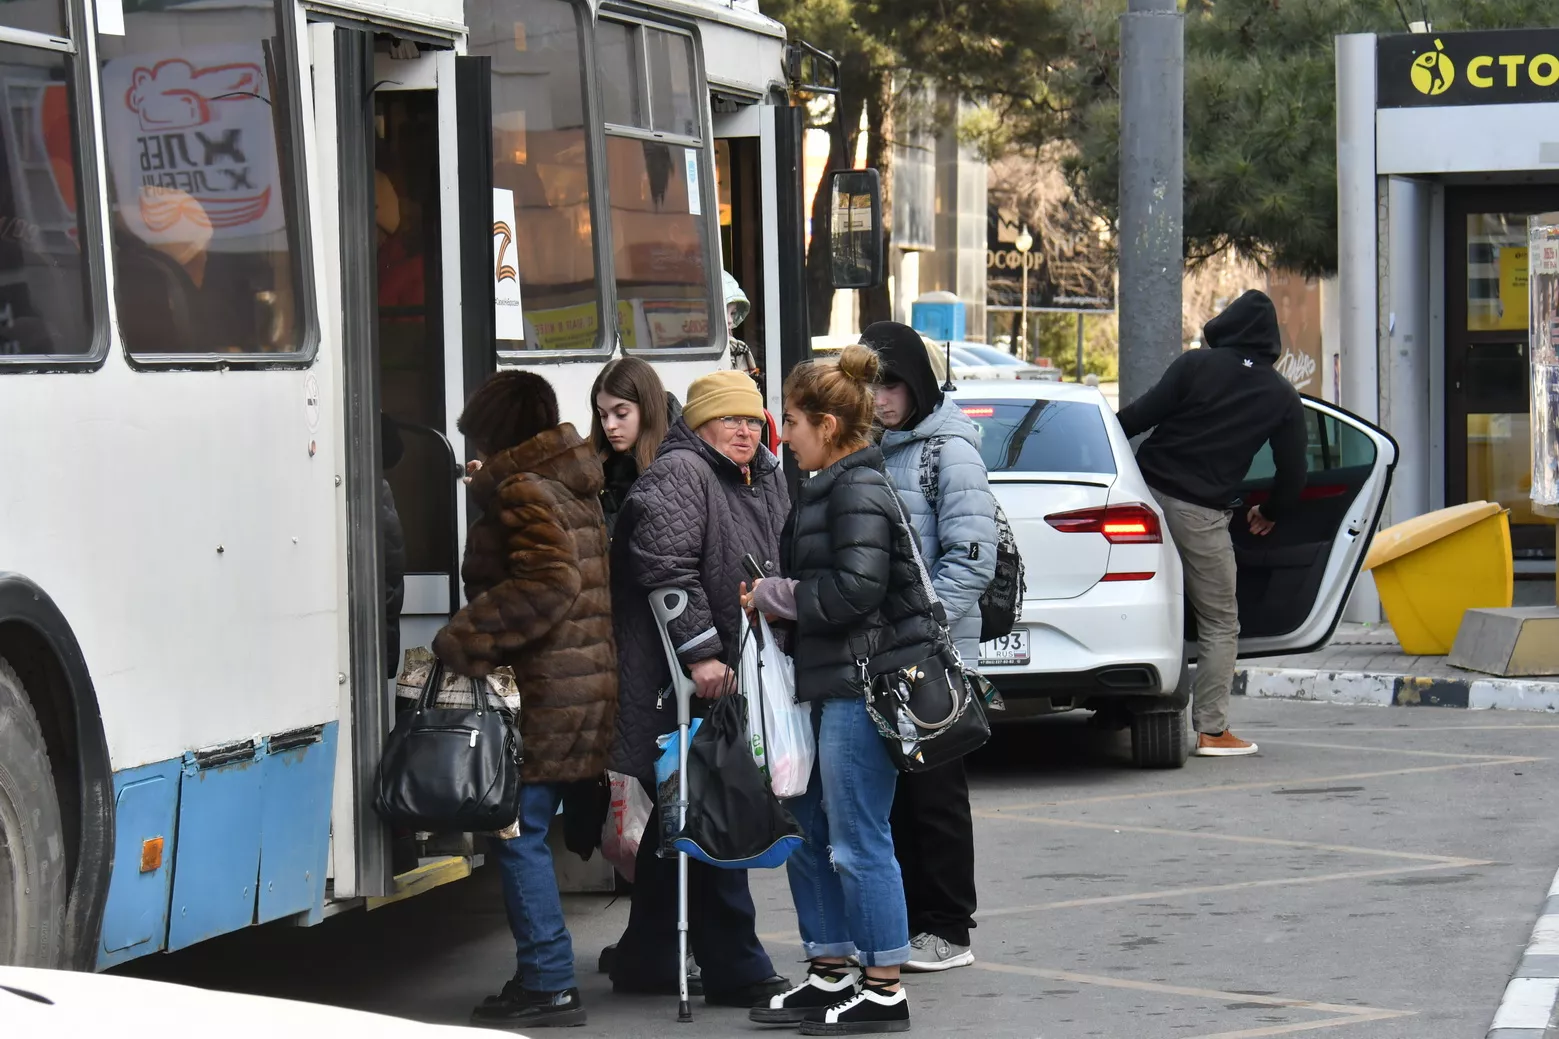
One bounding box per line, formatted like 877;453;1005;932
986;756;1544;811
1490;977;1559;1029
1254;738;1523;760
972;813;1488;866
1249;725;1559;733
974;861;1492;919
969;960;1404;1016
1185;1011;1413;1039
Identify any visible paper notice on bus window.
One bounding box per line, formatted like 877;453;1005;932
102;45;285;247
96;0;125;35
493;188;525;342
685;147;702;216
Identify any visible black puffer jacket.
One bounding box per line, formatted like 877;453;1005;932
785;446;943;703
607;419;789;781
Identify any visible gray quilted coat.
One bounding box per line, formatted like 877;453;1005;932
606;419;789;781
879;396;998;661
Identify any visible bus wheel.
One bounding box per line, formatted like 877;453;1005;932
0;657;68;967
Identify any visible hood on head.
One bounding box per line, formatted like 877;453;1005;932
722;271;749;329
1202;289;1282;363
861;320;942;428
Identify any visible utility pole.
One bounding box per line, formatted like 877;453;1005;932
1015;225;1033;359
1118;0;1184;407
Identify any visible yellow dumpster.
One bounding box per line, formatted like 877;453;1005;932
1362;501;1513;655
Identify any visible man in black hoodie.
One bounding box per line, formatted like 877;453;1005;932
1117;290;1307;758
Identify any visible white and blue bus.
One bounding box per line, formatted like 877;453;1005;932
0;0;870;969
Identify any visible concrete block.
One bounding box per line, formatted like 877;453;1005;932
1449;607;1559;677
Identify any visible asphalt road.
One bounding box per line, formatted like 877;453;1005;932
117;698;1559;1039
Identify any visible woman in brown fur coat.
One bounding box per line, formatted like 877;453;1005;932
433;370;616;1029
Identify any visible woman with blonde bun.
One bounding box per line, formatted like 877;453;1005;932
740;343;938;1035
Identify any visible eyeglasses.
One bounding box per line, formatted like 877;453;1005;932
719;416;765;432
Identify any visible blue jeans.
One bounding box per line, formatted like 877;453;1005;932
488;782;576;992
785;697;911;967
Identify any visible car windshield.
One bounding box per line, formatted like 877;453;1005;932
957;398;1117;475
949;347;985;366
960;345;1026;366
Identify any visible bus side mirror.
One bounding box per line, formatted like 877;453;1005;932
827;169;884;290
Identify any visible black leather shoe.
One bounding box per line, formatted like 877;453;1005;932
706;974;793;1008
471;986;586;1029
597;944;616;974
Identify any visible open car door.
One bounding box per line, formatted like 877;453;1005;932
1230;397;1399;658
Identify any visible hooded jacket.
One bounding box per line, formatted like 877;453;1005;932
879;398;997;659
1116;290;1308;521
433;424;618;783
606;418;789;781
869;320;998;657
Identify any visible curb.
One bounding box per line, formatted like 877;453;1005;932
1232;666;1559;712
1488;868;1559;1038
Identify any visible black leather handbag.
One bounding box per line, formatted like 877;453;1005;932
865;646;991;773
862;495;992;773
373;658;523;833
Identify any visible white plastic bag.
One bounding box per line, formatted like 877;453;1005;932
601;770;651;882
739;612;815;798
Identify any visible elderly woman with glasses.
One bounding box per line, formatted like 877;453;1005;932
604;369;792;1007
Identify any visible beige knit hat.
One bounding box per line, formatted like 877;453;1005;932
683;369;765;431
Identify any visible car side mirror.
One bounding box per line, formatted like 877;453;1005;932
827;169;884;290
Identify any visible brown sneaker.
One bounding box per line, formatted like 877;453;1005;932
1195;731;1258;757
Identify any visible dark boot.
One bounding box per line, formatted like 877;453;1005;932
470;984;586;1029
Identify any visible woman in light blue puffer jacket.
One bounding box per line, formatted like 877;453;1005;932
861;320;997;976
866;325;997;662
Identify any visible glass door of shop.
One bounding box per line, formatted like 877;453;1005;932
1447;187;1559;559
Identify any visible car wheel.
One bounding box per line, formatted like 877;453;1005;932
1129;703;1192;769
0;656;68;966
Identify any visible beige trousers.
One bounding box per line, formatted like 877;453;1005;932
1152;490;1240;734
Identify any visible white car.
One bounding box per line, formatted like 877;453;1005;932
946;344;1011;381
0;966;502;1036
951;382;1398;766
951;342;1063;382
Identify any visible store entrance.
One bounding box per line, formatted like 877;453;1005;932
1446;185;1559;560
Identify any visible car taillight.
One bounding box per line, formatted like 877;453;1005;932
1044;503;1163;544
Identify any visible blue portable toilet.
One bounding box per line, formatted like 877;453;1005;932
910;291;965;343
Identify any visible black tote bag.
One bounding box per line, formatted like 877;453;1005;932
664;695;803;870
373;658;522;833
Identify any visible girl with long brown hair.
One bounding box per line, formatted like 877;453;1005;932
590;356;677;536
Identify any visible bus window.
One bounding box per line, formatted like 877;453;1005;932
97;0;307;359
601;20;717;353
0;41;94;360
470;0;604;354
0;0;66;38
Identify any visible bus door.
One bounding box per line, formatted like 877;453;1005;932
713;106;768;405
310;25;475;898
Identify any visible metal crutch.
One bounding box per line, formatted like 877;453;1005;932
648;587;697;1023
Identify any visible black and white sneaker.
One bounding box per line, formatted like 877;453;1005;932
800;979;910;1035
749;966;859;1025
